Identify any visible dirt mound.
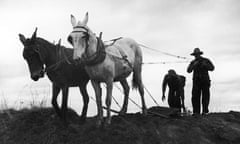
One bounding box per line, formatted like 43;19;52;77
1;107;240;144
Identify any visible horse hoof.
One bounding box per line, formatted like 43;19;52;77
79;116;86;124
142;109;148;116
119;112;125;116
96;120;102;128
105;118;111;125
119;110;127;116
103;120;111;128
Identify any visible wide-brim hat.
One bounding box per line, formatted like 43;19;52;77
190;48;203;56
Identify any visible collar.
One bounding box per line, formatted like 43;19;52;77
82;37;106;66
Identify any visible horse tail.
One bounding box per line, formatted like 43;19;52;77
130;40;147;114
132;68;142;90
132;44;143;90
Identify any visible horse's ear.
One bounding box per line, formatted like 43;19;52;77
57;39;61;46
99;32;103;39
71;14;77;27
82;12;88;26
31;27;38;40
19;34;26;44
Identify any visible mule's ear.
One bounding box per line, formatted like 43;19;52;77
82;12;88;26
57;39;61;46
31;27;38;40
19;34;26;44
71;14;77;27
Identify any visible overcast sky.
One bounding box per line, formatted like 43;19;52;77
0;0;240;114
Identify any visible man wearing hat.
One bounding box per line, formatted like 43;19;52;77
187;48;215;115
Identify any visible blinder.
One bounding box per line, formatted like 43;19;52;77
67;35;73;45
67;32;89;45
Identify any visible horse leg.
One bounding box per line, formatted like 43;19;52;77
91;80;103;127
138;83;147;115
119;79;130;115
105;79;113;125
61;86;69;125
51;83;61;118
79;82;89;123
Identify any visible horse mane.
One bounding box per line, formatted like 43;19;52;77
30;37;74;67
36;37;56;48
35;37;72;51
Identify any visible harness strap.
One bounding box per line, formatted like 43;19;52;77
105;37;123;47
83;36;106;66
72;26;89;33
44;46;72;73
60;47;72;65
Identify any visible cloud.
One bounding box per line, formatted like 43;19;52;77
213;78;240;104
0;0;8;8
1;0;240;112
90;0;240;59
217;78;240;88
0;64;28;83
215;48;240;60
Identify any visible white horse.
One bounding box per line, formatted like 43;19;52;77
68;12;147;126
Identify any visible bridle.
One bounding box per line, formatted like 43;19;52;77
68;26;90;49
69;26;106;66
29;41;72;74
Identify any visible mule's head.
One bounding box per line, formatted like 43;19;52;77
68;12;92;61
19;28;45;81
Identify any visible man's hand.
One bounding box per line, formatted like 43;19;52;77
192;60;200;66
162;95;166;102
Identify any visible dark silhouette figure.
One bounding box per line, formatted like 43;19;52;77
187;48;215;115
162;69;186;112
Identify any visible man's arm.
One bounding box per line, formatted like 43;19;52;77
162;75;168;101
202;58;215;71
187;60;198;73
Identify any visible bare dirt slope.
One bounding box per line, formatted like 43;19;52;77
0;107;240;144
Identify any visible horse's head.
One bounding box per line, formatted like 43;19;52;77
19;28;45;81
68;12;97;62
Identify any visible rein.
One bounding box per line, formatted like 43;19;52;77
34;44;72;73
44;50;72;73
